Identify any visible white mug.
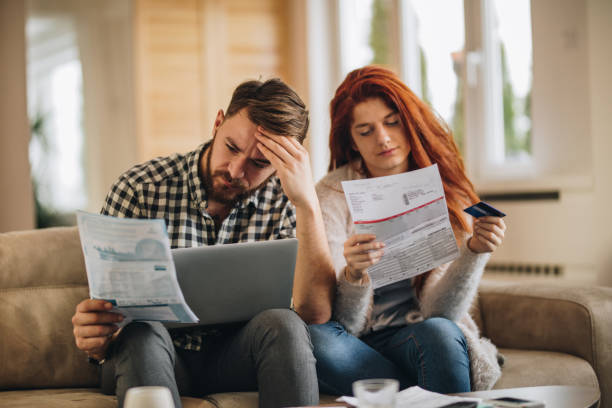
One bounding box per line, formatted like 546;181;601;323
124;386;175;408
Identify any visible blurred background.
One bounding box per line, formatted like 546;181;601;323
1;0;611;286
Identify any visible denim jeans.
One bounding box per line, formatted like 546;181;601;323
309;317;470;396
101;309;318;408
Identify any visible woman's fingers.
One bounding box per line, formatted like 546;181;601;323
468;216;507;253
345;234;377;246
348;249;385;263
475;217;506;233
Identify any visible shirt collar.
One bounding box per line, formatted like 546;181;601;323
187;142;210;210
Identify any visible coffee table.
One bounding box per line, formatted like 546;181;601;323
454;385;600;408
312;385;600;407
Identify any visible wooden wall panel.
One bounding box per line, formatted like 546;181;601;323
133;0;204;160
134;0;306;161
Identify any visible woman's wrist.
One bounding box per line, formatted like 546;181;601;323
344;266;369;286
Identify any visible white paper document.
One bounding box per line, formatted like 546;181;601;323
338;386;481;408
76;211;198;323
341;164;459;289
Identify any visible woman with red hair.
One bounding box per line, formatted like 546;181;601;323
310;66;506;395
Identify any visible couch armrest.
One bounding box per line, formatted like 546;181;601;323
478;282;612;407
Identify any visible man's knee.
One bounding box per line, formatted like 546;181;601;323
114;321;175;359
248;309;312;351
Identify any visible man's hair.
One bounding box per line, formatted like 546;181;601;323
225;78;309;144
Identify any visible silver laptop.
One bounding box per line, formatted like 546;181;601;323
165;238;297;328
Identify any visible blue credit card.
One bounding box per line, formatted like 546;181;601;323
463;201;506;218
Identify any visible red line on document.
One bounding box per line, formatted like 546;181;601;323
354;196;444;224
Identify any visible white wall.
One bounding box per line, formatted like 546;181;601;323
487;0;612;286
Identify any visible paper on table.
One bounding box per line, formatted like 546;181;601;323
337;386;481;408
341;164;459;289
76;211;198;323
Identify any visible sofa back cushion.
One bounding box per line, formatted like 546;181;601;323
0;227;98;389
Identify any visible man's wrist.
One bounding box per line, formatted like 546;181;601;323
293;196;318;215
87;355;106;366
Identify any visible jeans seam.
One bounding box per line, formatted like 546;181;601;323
388;334;426;389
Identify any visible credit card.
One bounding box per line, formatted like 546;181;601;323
463;201;506;218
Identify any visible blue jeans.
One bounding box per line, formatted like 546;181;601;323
102;309;318;408
309;317;470;395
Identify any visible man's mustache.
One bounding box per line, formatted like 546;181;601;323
214;171;247;189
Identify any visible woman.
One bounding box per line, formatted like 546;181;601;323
310;66;506;395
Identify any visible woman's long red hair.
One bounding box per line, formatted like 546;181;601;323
329;65;479;294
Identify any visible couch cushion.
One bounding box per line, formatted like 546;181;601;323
0;227;98;389
494;348;599;390
0;227;85;289
0;389;338;408
0;389;116;408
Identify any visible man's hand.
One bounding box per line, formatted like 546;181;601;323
255;127;317;210
72;299;124;361
343;234;384;284
467;216;506;253
255;127;336;324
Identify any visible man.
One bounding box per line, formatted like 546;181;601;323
71;79;336;408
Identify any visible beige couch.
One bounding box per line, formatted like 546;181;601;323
0;227;610;407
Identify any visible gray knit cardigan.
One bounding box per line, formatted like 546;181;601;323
315;161;502;390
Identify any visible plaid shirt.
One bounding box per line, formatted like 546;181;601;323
101;142;296;350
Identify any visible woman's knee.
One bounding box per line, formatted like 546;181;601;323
415;317;467;354
309;321;377;370
309;321;346;343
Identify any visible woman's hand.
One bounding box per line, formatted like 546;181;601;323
467;216;506;253
343;234;385;284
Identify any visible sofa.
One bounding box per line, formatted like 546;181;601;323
0;227;610;407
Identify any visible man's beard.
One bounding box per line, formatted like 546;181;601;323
201;141;272;206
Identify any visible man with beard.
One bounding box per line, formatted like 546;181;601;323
71;79;335;408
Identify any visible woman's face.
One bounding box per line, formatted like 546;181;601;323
350;98;411;178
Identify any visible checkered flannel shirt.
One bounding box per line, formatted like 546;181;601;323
101;142;296;351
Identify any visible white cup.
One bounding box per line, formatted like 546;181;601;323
124;386;175;408
352;378;399;408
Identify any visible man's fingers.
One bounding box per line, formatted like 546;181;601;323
256;141;285;171
75;336;110;353
256;134;293;165
72;310;124;327
76;299;113;313
74;324;119;339
257;126;302;156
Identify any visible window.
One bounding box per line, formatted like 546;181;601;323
336;0;544;187
474;0;533;178
400;0;466;152
27;15;86;226
338;0;399;76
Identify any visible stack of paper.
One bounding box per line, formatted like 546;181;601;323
338;386;481;408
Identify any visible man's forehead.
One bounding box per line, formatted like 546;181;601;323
219;111;266;158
